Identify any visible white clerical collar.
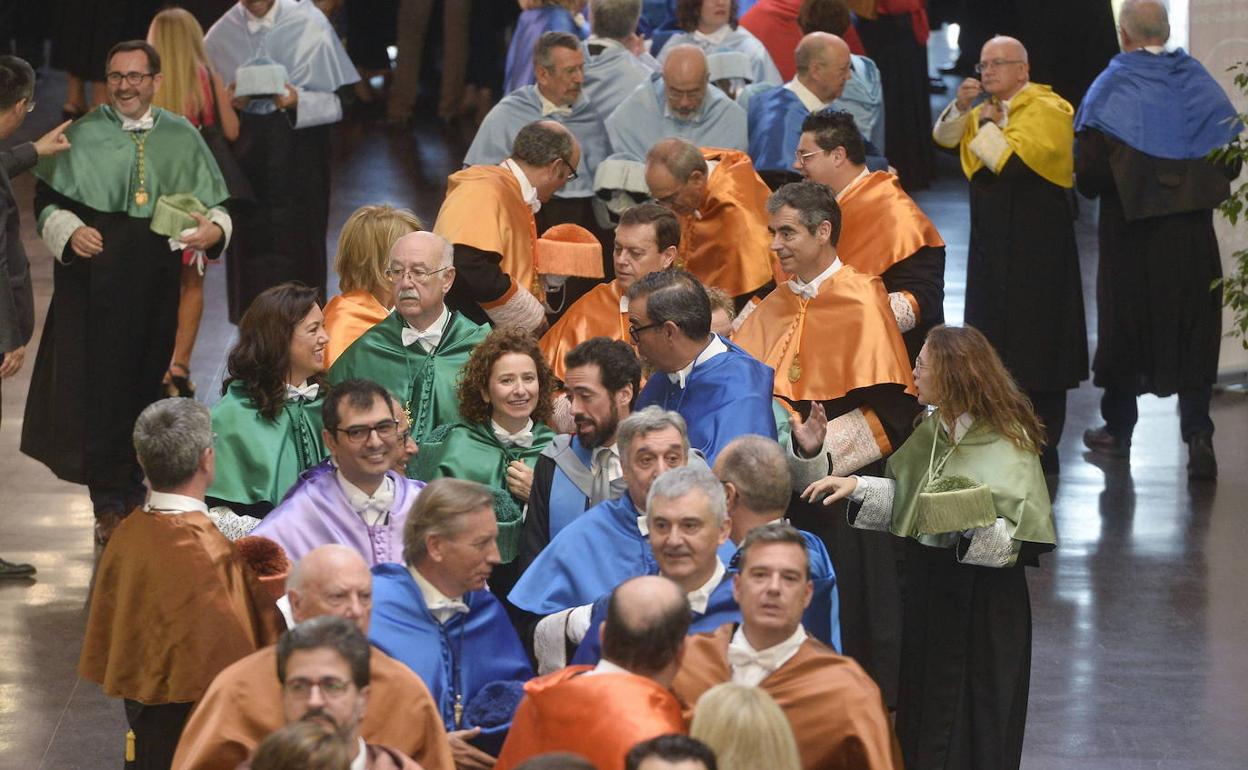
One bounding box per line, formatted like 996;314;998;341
503;158;542;214
492;418;536;448
667;333;728;388
728;623;807;686
538;90;573;117
409;566;470;622
618;291;630;313
349;737;367;770
835;167;871;201
693;25;732;45
245;0;279;33
588;657;633;676
120;107;155;132
337;470;395;526
685;558;726;614
145;491;208;515
786;258;842;299
785;77;827;114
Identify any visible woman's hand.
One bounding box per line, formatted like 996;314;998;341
791;402;828;458
801;475;858;506
505;460;534;502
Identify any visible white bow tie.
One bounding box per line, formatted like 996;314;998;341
495;428;534;448
428;599;470;616
786;279;819;300
541;102;573;118
286;382;320;401
726;643;783;673
246;15;275;34
121;114;155;132
401;325;442;349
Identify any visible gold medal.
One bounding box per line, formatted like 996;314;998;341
134;190;148;206
788;352;802;383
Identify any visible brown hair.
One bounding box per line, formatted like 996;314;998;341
250;721;352;770
456;327;556;427
224;283;327;421
798;0;851;36
704;286;735;321
922;325;1046;453
676;0;738;32
402;478;496;565
334;205;424;295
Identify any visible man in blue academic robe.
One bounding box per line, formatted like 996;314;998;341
581;0;660;123
368;478;531;767
628;269;776;463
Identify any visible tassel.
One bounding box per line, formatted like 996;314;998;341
126;730;136;762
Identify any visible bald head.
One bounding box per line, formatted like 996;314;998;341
601;575;690;680
663;45;710;120
795;32;852;103
391;229;452;270
978;36;1029;99
645;138;710;216
287;545;374;632
1119;0;1170;49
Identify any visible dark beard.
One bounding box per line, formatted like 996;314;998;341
577;401;620;450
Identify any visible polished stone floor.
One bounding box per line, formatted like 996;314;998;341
2;68;1246;770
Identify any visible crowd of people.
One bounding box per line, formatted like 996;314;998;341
0;0;1241;769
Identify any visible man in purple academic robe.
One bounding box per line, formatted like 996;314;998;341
254;379;424;566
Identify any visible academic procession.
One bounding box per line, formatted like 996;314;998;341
2;0;1247;769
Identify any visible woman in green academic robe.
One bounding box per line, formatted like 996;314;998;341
207;282;330;518
804;324;1057;770
412;326;556;597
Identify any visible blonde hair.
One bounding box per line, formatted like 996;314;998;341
690;683;801;770
334;205;425;295
704;286;736;321
147;7;210;121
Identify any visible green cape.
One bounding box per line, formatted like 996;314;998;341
885;413;1057;548
34;105;228;221
207;380;327;507
412;419;555;563
328;310;489;459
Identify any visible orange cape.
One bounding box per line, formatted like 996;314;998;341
837;171;944;276
79;508;284;704
171;645;454;770
324;289;390;368
435;165;540;304
733;265;916;403
539;281;631;381
496;666;686;770
673;624;902;770
681;148;778;297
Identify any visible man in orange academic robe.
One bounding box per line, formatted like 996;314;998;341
672;524;900;770
733;181;919;707
172;545;454;770
795;110;945;360
539;202;678;381
435;120;581;334
79;399;285;770
644;139;778;306
496;576;690;770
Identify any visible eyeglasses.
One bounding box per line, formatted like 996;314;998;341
383;266;450;284
793;148;825;168
284;677;352;699
334;419;400;443
105;71;155;86
628;322;663;343
974;59;1025;74
561;158;579;182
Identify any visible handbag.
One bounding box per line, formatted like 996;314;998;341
913;420;998;536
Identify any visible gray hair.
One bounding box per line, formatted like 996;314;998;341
133;398;212;489
646;137;708;183
433;231;453;269
766;180;842;243
512;120;576;167
647;466;728;527
402;478;495;565
716;435;792;512
534;30;581;70
591;0;642;41
617;405;689;459
1120;0;1170;45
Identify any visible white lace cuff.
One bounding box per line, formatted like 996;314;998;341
888;291;917;332
969;122;1011;172
956;518;1020;568
533;603;594;675
485;286;547;332
826;408;885;476
846;476;894;532
207;206;233;252
40;208;84;264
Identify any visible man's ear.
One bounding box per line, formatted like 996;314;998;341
659;246;678;269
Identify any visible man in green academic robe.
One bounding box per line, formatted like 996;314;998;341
21;41;231;543
329;231;487;474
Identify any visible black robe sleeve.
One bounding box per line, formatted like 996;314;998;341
518;454;557;574
1074;127;1115;199
881;244;946;361
445;244;510;326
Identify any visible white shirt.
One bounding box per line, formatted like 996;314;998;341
945;412;974;443
401;305;450;352
145;491;208;515
785;77;827;114
693;25;732;46
591;443;623;485
686;559;727;614
835;167;871;201
786;257;843;299
503;158;542;214
337;471;395;527
587;657;633;677
618;292;630;313
120;107;155;132
349;737;367;770
667;333;729;388
492;418;536;448
539;90;573;117
409;566;470;624
1143;45;1166;54
728;624;808;687
245;0;279;33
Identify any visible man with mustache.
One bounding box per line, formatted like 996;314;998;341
330;231;488;460
240;616;423;769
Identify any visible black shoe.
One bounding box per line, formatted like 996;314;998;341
0;557;36;579
1186;433;1217;481
1083;426;1131;457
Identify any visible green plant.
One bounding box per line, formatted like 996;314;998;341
1210;62;1248;348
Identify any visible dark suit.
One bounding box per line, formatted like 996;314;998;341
0;140;37;420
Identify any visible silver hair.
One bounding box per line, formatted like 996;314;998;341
132;397;212;490
1120;0;1170;45
617;405;689;458
591;0;642;40
433;231;453;269
646;465;728;527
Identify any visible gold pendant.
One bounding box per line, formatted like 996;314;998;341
788;353;802;383
134;190;149;206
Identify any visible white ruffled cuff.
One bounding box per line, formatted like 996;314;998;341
969;122;1011;172
41;208;85;265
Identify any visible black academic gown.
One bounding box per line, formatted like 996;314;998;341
855;13;934;191
1075;128;1238;396
785;383;922;708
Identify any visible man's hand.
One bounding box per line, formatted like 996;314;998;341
274;84;299;111
70;226;104;258
791;401;828;459
447;728;495;770
180;212;224;251
0;346;26;378
954;77;983;112
228;82;251;112
33;120;73;158
979;100;1003;125
505;460;534;502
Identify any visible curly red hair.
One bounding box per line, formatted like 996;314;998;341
456;327;556;426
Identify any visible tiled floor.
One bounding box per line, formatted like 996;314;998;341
2;65;1246;769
